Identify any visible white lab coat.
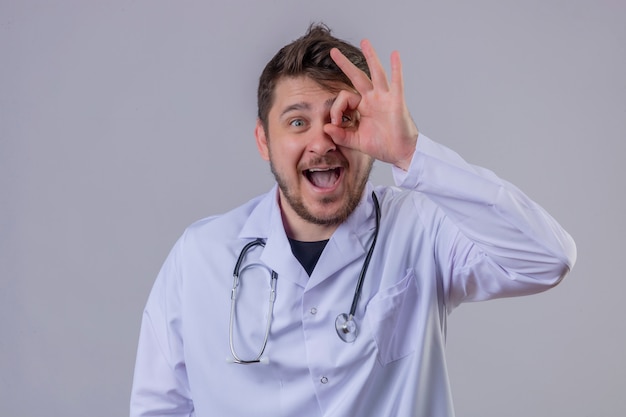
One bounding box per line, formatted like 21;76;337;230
130;135;576;417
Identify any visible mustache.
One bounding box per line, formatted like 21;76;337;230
301;154;348;170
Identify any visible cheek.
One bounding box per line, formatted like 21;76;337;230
344;151;372;171
270;139;305;166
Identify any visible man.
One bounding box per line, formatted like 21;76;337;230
130;24;576;416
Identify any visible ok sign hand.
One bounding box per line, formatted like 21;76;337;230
324;39;419;171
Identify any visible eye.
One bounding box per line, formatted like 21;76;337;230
289;119;305;128
341;114;353;127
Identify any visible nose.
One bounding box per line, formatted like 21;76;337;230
307;124;336;155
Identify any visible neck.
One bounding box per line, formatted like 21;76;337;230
278;198;339;242
281;211;339;241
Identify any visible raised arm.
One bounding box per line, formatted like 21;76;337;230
327;39;576;305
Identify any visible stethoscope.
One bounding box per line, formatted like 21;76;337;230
228;192;381;364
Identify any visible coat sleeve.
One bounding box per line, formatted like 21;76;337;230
392;134;577;310
130;238;195;417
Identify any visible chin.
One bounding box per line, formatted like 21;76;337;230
305;199;353;225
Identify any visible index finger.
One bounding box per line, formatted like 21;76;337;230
359;39;390;91
330;47;373;94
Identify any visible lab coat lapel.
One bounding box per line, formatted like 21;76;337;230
237;184;378;290
238;186;309;288
307;186;377;290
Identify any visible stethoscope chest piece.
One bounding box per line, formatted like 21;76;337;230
335;313;358;343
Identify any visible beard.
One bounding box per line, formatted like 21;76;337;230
269;156;373;227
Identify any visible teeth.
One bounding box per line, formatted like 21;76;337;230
306;167;340;188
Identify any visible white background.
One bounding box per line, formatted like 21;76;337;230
1;0;624;416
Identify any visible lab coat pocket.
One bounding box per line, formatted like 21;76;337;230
365;269;419;366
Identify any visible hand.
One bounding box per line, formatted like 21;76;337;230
324;39;419;171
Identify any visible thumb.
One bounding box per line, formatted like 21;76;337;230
324;123;358;150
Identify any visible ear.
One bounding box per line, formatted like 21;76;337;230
255;119;270;161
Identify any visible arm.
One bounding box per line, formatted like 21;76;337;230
395;134;576;306
130;241;194;417
326;40;576;305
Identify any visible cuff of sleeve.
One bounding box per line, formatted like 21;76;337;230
392;133;433;188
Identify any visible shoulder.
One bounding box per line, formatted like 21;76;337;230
374;185;447;232
179;191;271;249
375;185;440;215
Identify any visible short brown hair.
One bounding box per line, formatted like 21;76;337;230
257;23;370;129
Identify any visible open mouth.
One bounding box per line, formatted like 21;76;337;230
304;167;343;189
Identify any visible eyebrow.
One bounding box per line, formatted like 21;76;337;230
279;97;337;118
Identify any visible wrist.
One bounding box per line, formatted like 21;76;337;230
394;132;419;171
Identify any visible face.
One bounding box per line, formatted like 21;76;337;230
255;76;374;236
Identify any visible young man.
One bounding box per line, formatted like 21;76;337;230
130;24;576;416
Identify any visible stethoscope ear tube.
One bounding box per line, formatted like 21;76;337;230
233;238;265;277
229;239;277;364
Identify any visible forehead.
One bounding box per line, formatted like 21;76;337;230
269;76;348;116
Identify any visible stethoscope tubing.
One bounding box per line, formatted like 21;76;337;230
348;192;381;318
228;192;381;363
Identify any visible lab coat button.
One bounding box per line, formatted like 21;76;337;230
310;307;317;315
320;376;328;384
